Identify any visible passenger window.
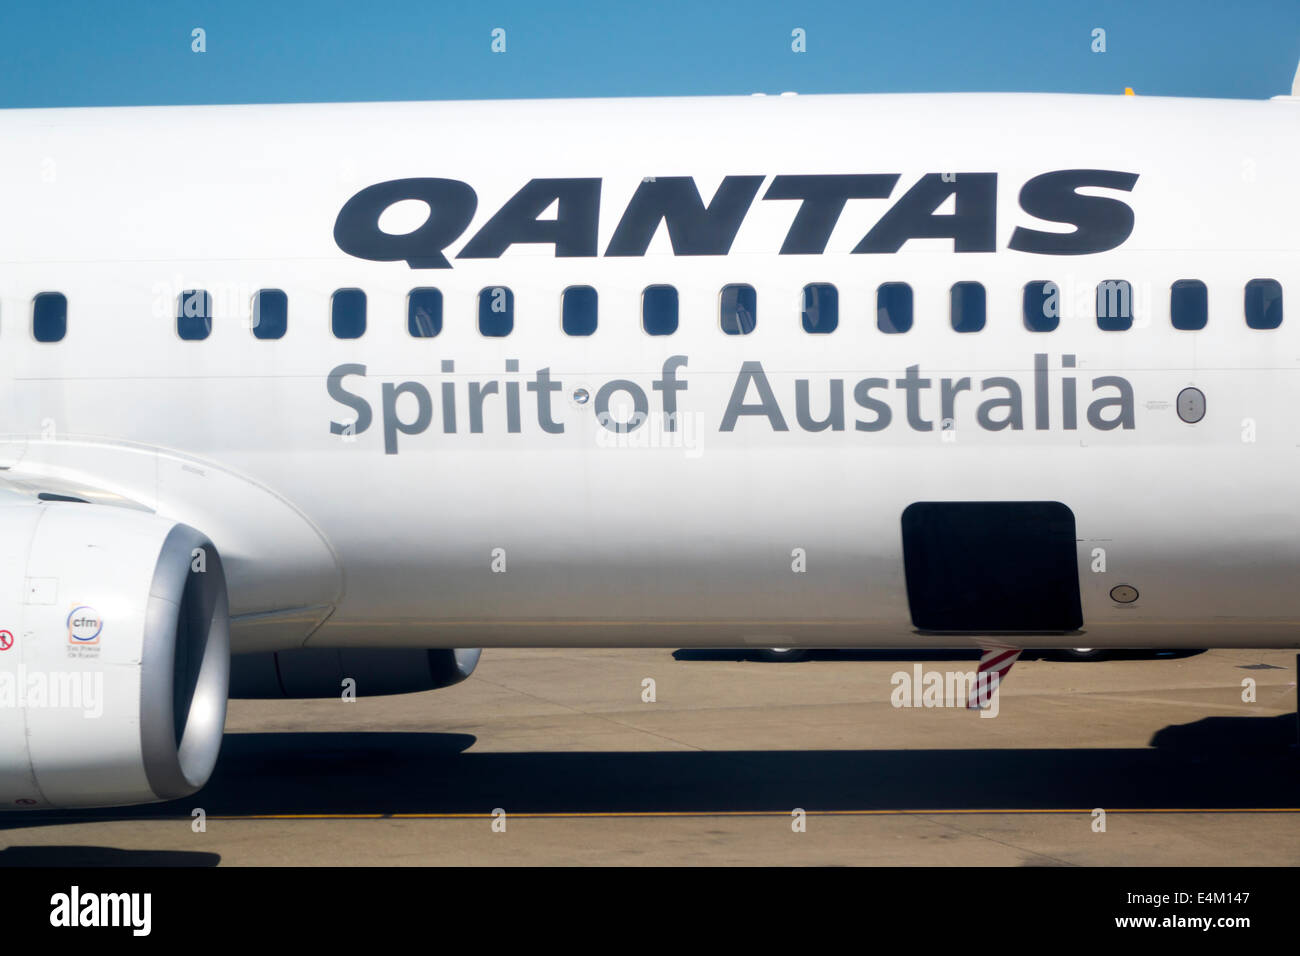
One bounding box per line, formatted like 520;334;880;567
1096;280;1133;331
642;285;678;335
950;282;985;333
1244;279;1282;330
562;285;598;336
408;288;443;338
177;290;212;341
33;292;67;343
331;289;366;339
1170;279;1207;331
252;289;287;340
877;283;912;334
1022;281;1059;332
720;284;756;335
801;283;838;333
478;286;513;336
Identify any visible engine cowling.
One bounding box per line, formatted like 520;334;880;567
230;646;481;698
0;502;229;809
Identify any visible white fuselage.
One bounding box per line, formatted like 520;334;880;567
1;92;1298;652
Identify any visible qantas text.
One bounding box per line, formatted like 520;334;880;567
334;170;1139;268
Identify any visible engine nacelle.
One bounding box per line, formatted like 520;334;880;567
230;646;481;698
0;502;229;809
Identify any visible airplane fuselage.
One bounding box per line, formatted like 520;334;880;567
2;92;1298;652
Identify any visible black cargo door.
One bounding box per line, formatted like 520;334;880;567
900;501;1083;632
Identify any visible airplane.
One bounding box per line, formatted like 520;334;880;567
2;78;1299;810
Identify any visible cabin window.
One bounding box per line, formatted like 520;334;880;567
1244;279;1282;330
950;282;985;333
177;290;212;341
33;292;67;343
877;283;912;333
331;289;366;339
562;285;598;336
1022;281;1059;332
801;283;838;333
1170;279;1207;331
1096;280;1133;331
408;288;443;338
252;289;287;340
642;285;678;335
719;284;757;335
478;286;513;337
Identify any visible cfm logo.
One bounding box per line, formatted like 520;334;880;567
67;606;103;645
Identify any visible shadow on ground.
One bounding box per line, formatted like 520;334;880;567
2;713;1294;832
0;846;219;866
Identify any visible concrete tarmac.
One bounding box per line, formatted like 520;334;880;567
1;647;1297;865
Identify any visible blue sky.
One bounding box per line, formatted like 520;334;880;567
0;0;1296;107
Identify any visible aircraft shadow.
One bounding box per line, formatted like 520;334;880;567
0;846;220;867
1;716;1294;827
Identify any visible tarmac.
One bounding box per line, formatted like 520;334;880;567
1;646;1297;865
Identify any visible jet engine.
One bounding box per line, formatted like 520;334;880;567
0;502;229;809
230;646;481;697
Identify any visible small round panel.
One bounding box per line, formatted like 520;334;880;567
1109;585;1139;604
1177;387;1205;423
